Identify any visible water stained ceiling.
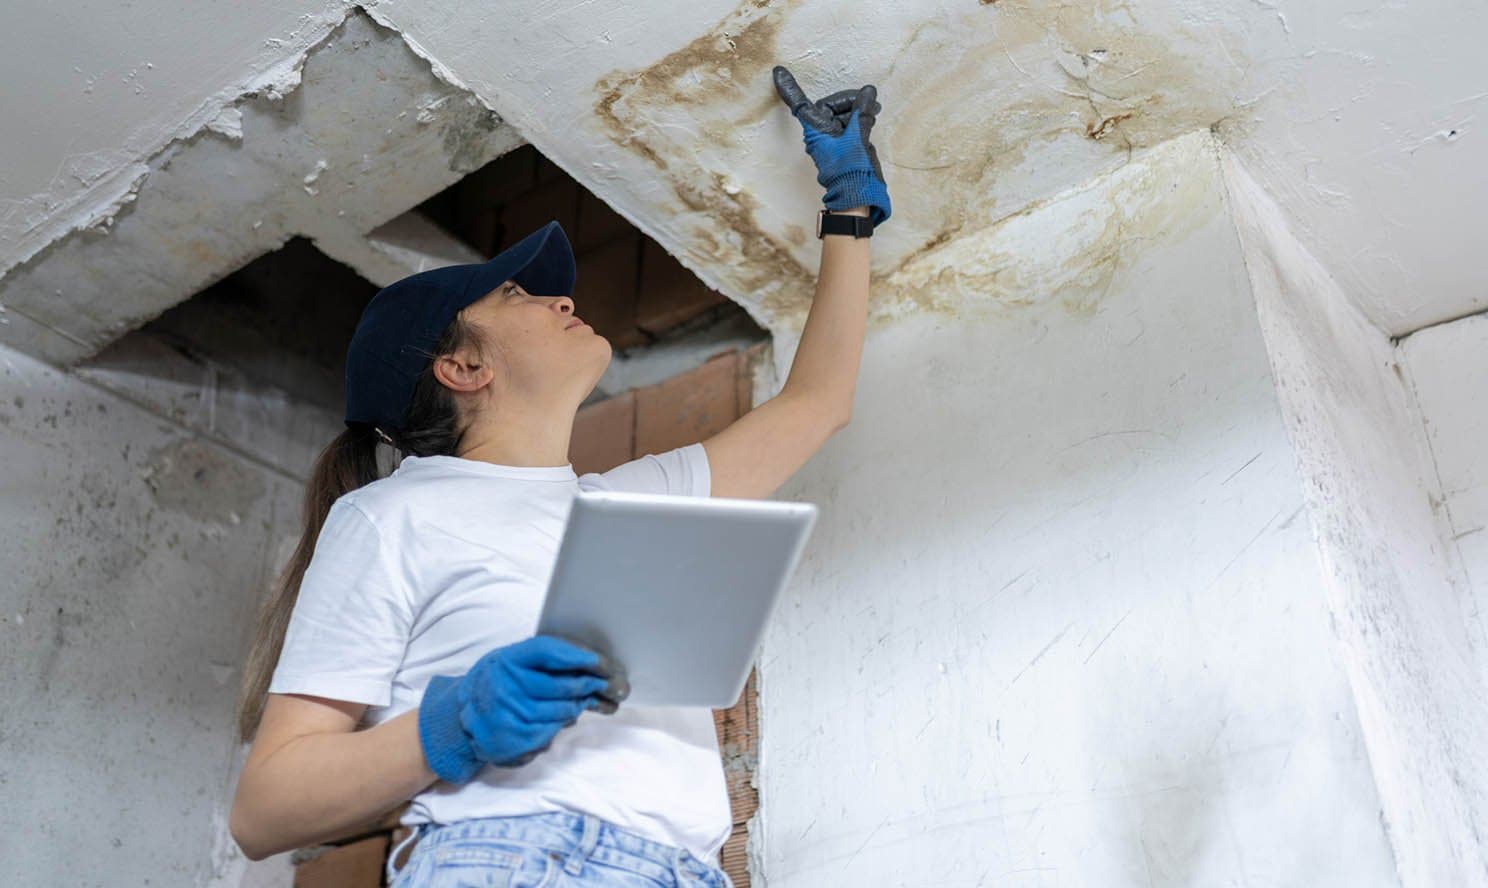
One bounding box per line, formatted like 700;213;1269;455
2;0;1484;349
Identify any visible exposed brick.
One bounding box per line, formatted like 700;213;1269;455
499;178;578;252
457;147;540;252
292;834;389;888
576;189;633;252
636;239;727;336
575;234;647;350
571;390;636;474
477;145;541;201
634;350;740;454
719;829;751;888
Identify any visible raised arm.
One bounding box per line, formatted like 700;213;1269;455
704;68;891;500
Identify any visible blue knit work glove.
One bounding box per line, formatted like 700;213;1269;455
417;635;629;784
773;65;891;226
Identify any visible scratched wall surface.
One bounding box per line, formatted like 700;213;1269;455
1401;317;1488;633
754;134;1400;886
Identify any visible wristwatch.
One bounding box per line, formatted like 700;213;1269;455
817;209;874;239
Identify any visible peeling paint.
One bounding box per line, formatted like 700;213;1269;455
1;3;356;279
203;107;244;142
0;11;521;365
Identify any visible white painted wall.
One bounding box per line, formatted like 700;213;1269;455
0;338;338;887
1221;0;1488;334
1400;316;1488;656
755;134;1400;886
1222;153;1488;886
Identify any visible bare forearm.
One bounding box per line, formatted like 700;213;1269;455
232;708;436;859
781;206;871;420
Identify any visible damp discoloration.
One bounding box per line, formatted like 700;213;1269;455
441;97;506;174
882;1;1249;282
594;0;816;328
875;131;1224;324
591;0;1251;329
140;437;266;525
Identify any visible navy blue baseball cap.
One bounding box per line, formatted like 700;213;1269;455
344;220;576;438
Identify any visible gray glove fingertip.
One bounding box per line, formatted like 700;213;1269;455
772;65;810;110
603;671;632;703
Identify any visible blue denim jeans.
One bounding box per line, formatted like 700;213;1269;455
386;811;735;888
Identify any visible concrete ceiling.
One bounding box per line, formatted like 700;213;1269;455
2;0;1484;353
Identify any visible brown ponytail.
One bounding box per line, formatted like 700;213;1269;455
235;311;488;742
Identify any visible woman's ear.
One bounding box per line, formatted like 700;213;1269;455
431;347;494;393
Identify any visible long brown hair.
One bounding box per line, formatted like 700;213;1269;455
236;311;488;742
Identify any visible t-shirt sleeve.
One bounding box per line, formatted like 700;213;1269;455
266;498;413;708
577;441;711;498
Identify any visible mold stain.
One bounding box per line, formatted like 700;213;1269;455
876;131;1223;325
594;0;815;328
881;1;1250;294
591;0;1249;329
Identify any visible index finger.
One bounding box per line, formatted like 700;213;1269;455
772;65;813;111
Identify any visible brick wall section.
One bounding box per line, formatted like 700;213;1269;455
293;340;770;887
292;834;388;888
417;144;728;350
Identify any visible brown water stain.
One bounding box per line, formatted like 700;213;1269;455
876;131;1223;324
881;1;1248;297
592;0;1247;327
593;0;815;327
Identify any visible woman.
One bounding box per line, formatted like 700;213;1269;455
229;66;891;887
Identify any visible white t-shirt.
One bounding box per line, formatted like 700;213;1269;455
266;442;733;863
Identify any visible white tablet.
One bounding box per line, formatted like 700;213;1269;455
536;489;818;708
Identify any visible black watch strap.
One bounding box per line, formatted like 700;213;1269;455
817;210;874;238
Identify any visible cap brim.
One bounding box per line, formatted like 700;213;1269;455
463;220;576;304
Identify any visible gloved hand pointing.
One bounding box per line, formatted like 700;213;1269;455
417;635;629;784
773;65;892;226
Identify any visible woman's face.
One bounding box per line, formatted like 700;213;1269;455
458;278;612;404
